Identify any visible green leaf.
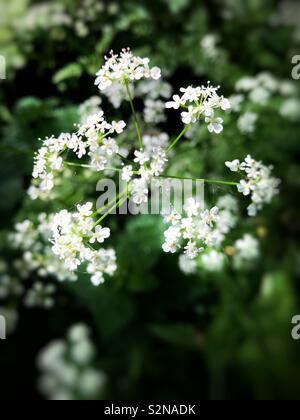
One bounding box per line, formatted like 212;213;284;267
52;63;82;85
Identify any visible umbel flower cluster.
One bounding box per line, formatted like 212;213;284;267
52;203;116;285
162;202;220;258
37;324;106;400
121;147;168;205
166;84;231;133
95;48;161;91
24;48;280;287
29;112;126;200
226;155;281;216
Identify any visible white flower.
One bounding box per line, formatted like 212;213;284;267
24;282;56;309
280;99;300;121
227;155;280;215
51;204;116;284
178;254;197;275
37;324;105;400
89;226;110;244
163;210;182;226
143;133;169;157
225;159;240;172
109;120;126;134
228;94;244;112
219;97;231;111
249;87;270;104
77;202;93;218
184;198;201;218
202;250;225;272
95;48;161;91
206;116;224;134
166;95;183;110
181;106;197;124
184;242;203;259
234;234;259;261
134;150;149;165
144;99;166;124
121;165;133;182
101;138;119;156
150;67;161;80
166;83;230;131
131;179;148;205
162;201;221;259
237;112;258;133
237;180;252;196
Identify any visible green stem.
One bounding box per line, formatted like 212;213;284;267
158;174;238;186
166;126;189;154
124;80;143;150
93;192;128;227
65;161;122;172
117;153;137;168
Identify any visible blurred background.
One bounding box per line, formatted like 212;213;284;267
1;0;300;400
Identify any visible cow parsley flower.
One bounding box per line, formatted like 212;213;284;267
162;199;220;259
37;324;106;400
233;234;260;268
237;112;258;134
121;165;134;182
129;147;168;206
201;250;225;272
29;111;126;199
226;155;280;216
95;48;161;91
24;282;56;309
178;254;198;275
165;83;230;133
51;202;116;284
143;133;169;157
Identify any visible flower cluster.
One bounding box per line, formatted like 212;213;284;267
51;202;116;285
166;83;231;133
235;72;295;104
121;147;168;206
162;199;220;259
37;324;106;400
176;195;239;273
226;155;280;216
29;111;126;199
233;234;259;267
142;133;170;158
95;48;161;91
24;282;56;309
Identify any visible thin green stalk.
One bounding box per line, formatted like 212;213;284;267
65;161;122;172
93;192;128;227
124;80;143;150
166;126;189;154
117;153;137;168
